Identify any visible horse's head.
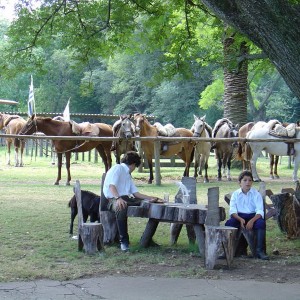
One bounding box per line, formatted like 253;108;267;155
192;115;206;137
19;115;37;135
230;123;239;148
120;117;134;139
133;113;146;137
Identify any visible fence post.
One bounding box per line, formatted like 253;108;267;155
154;141;161;185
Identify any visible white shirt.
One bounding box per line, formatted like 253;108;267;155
229;187;264;218
103;163;138;198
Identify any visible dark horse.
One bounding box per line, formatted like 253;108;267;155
212;118;239;181
19;115;113;185
112;114;136;164
134;113;194;184
0;113;27;166
68;190;100;235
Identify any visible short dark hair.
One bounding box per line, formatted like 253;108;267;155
238;170;253;182
121;151;141;167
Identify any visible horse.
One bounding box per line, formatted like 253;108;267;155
19;115;113;185
237;121;282;179
68;189;100;236
212;118;239;181
247;121;300;182
236;122;255;171
133;113;195;184
0;113;27;167
190;115;212;183
111;114;136;164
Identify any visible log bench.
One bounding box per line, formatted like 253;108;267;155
74;180;104;255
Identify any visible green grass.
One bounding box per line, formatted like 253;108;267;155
0;146;299;282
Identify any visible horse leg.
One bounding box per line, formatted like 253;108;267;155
274;155;280;179
269;154;275;179
55;153;63;185
293;155;300;182
65;152;72;186
203;159;209;183
217;155;222;181
226;154;232;181
14;146;19;167
193;155;199;178
250;151;261;182
19;141;25;167
6;141;11;165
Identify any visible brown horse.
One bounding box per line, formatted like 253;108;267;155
212;118;239;181
133;113;194;184
0;113;27;167
19;115;113;185
112;114;137;164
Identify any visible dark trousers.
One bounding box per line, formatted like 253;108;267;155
225;213;266;230
107;196;142;244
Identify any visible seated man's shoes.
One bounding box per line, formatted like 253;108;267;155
120;242;130;252
256;251;269;260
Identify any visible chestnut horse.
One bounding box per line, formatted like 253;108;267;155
133;113;194;184
0;113;26;166
112;114;136;164
19;115;113;185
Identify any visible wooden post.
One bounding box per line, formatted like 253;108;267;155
206;187;220;226
99;173;119;244
154;141;161;185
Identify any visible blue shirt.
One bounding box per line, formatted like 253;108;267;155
229;187;264;218
103;163;138;198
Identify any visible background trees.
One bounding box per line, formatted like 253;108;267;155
0;0;299;127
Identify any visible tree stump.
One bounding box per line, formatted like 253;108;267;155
205;226;237;269
75;180;104;255
270;192;300;238
100;173;119;244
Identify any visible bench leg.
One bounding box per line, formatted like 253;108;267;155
193;224;205;257
140;219;159;247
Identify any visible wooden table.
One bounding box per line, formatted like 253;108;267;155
127;201;226;256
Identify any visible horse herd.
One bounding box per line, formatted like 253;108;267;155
0;112;299;184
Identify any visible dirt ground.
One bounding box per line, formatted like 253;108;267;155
105;247;300;284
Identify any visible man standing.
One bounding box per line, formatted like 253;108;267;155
103;151;159;251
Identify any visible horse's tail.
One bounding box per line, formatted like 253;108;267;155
14;138;20;148
236;142;244;161
244;143;252;162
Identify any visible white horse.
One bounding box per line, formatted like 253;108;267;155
247;122;300;182
190;115;212;183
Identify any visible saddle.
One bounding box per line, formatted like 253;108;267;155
269;122;297;156
212;118;233;138
3;115;21;127
154;122;177;137
70;121;100;136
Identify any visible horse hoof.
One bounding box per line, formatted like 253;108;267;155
275;175;280;179
228;178;232;181
270;175;274;179
54;182;59;185
217;178;222;181
66;182;71;186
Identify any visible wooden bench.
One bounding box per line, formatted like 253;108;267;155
74;180;104;254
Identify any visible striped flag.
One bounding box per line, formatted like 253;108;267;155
28;75;35;117
63;99;70;122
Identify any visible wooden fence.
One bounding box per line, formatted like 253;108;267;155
1;133;300;185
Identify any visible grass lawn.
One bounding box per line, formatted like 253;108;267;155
0;146;299;282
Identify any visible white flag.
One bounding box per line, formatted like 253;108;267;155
28;75;35;117
63;99;70;122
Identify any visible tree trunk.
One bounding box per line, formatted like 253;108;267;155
201;0;300;100
223;31;248;125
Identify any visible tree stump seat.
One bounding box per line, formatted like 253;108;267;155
205;225;238;269
75;180;104;255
